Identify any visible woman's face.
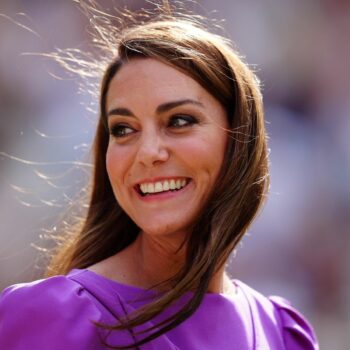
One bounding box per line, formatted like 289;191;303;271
106;58;228;239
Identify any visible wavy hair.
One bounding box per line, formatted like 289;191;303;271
46;2;269;349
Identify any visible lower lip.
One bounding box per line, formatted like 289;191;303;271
135;181;192;202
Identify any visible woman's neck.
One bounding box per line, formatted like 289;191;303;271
88;231;232;295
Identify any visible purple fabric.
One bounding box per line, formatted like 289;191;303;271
0;269;318;349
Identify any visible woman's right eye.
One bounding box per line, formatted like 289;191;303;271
109;124;135;138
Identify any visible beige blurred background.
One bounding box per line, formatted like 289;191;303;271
1;1;349;348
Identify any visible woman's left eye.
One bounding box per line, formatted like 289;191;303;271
168;115;198;128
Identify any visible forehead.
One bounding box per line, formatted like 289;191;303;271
106;58;220;111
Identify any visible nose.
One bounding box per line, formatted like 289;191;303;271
136;130;170;167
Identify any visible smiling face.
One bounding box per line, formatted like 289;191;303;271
106;58;228;239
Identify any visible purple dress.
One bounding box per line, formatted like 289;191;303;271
0;268;318;349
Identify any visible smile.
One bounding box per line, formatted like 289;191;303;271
137;178;190;196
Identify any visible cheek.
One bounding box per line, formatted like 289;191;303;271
106;145;131;189
178;132;227;177
106;146;117;180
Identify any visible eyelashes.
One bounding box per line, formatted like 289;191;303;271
168;115;198;128
109;114;199;138
109;124;135;137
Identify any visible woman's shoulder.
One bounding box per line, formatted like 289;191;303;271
0;272;104;349
235;280;319;350
0;272;100;315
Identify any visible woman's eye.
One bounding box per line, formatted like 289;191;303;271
109;124;135;138
168;115;198;128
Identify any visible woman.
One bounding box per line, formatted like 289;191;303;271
0;6;318;350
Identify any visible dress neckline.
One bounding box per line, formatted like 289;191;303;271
68;268;241;301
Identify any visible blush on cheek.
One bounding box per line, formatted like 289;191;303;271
105;147;127;177
106;147;134;204
183;140;225;166
106;149;121;191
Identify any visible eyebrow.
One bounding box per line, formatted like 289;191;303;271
107;99;204;118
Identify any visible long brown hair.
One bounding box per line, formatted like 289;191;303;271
46;3;269;349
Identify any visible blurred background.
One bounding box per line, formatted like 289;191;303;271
1;0;349;348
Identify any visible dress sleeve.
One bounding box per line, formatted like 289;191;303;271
0;276;104;350
269;296;319;350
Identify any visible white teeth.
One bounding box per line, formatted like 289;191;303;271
169;179;176;190
154;182;163;193
163;181;170;191
147;183;155;193
139;178;188;194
